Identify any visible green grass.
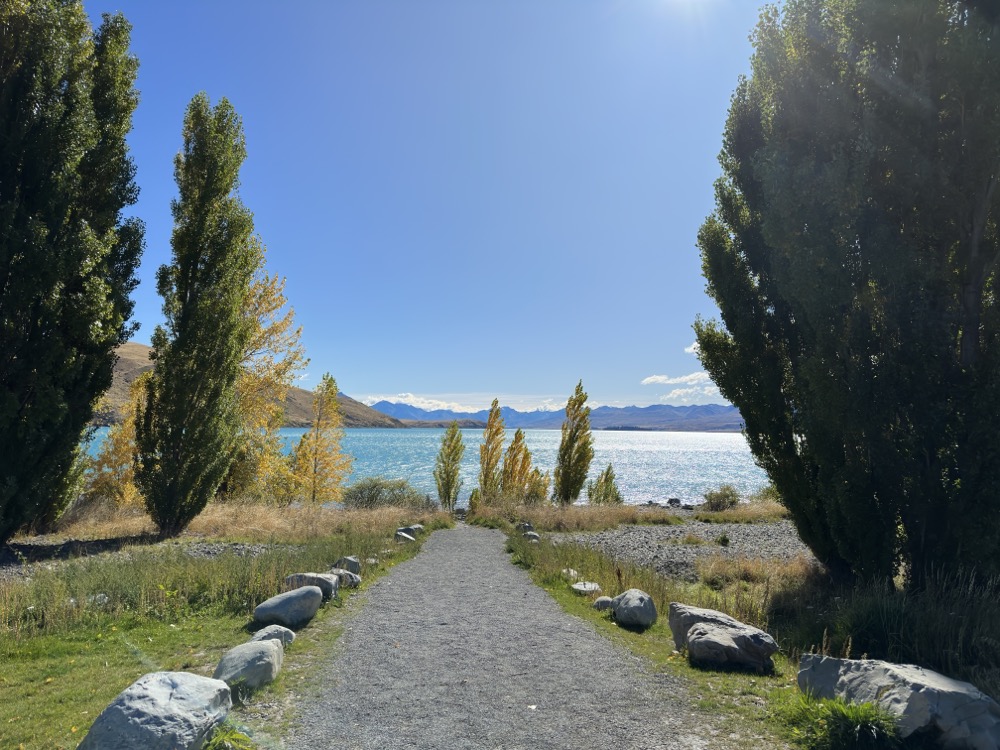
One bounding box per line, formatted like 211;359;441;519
0;511;450;749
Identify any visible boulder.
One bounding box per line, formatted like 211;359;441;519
668;603;778;673
79;671;230;750
397;526;418;537
334;556;361;574
799;655;1000;747
571;581;602;595
284;572;339;600
253;585;323;629
593;596;614;611
395;531;416;543
516;521;534;533
330;567;362;588
611;589;658;630
250;625;295;646
213;640;283;692
523;531;541;542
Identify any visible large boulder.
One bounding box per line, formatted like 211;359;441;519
79;671;230;750
611;589;658;629
250;624;295;646
668;603;778;673
253;585;323;629
214;640;283;692
799;655;1000;748
334;556;361;574
285;572;339;600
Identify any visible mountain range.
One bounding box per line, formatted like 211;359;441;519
369;401;744;432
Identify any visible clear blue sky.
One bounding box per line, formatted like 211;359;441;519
84;0;770;412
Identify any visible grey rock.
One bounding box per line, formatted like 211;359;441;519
523;531;541;542
395;531;416;543
669;602;778;673
79;671;230;750
285;572;339;600
397;526;418;537
571;581;602;595
330;567;362;588
516;522;534;533
593;596;614;611
214;640;283;692
250;625;295;646
611;589;658;630
799;654;1000;747
253;585;323;629
334;556;361;574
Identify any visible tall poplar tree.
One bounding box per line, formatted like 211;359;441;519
553;381;593;506
500;428;532;503
478;399;505;505
695;0;1000;585
0;4;143;543
291;373;352;504
434;421;465;512
136;93;256;537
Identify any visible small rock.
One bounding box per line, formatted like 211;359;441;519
285;572;339;600
612;589;658;630
87;592;109;607
79;671;230;750
395;531;416;543
523;531;541;542
593;596;614;611
250;625;295;646
516;522;534;533
334;556;361;574
253;586;323;629
571;581;602;595
366;557;379;565
330;567;362;588
213;640;283;692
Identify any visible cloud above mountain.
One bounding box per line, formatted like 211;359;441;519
640;371;712;386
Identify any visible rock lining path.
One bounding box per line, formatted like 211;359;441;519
284;524;740;749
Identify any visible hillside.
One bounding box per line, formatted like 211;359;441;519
101;343;403;429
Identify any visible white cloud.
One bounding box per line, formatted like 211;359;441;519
362;393;480;412
659;385;723;405
641;371;712;386
360;393;567;413
684;341;700;355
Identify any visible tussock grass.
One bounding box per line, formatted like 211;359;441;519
469;503;683;533
693;498;790;524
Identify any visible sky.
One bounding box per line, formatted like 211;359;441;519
83;0;771;413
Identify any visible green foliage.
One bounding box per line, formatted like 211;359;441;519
695;0;1000;585
478;399;505;504
136;93;257;537
780;694;900;750
434;422;465;512
553;381;594;506
586;463;623;505
204;724;258;750
0;4;143;544
342;477;433;511
702;484;740;512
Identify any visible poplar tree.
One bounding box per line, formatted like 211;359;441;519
553;381;594;506
136;94;256;537
433;421;465;512
291;373;352;504
478;399;504;505
500;428;532;503
695;0;1000;585
587;463;623;505
0;4;143;543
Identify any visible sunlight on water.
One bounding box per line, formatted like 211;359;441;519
87;427;768;506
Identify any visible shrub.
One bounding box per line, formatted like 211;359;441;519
702;484;740;511
342;477;434;511
586;463;623;505
780;694;900;750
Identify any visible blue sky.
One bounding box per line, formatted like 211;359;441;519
84;0;769;412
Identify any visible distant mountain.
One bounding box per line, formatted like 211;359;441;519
369;401;743;432
101;343;403;429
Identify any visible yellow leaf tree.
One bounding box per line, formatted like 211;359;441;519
86;374;149;508
478;399;504;505
291;373;352;504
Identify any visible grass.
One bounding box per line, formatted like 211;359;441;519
693;499;790;524
468;502;684;532
0;503;452;749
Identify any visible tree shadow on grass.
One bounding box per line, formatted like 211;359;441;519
0;533;161;567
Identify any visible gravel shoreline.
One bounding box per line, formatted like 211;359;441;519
553;513;816;581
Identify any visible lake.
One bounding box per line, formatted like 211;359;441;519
88;428;768;506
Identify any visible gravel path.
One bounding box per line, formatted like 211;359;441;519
284;524;730;750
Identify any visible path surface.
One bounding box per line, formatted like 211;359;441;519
284;524;728;750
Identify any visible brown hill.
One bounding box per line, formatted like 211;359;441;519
101;343;403;429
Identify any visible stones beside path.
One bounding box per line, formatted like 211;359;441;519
285;572;339;600
79;671;231;750
214;640;284;693
251;624;296;645
571;581;602;595
668;602;778;674
611;588;657;630
254;585;324;629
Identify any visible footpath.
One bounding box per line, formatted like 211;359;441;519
283;524;728;750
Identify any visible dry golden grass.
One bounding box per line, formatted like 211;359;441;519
693;498;789;524
470;503;683;532
696;553;820;590
41;500;450;545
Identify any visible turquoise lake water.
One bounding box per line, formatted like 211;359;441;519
90;428;767;506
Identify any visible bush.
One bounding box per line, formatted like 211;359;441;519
587;463;623;505
342;477;435;511
702;484;740;511
781;694;900;750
